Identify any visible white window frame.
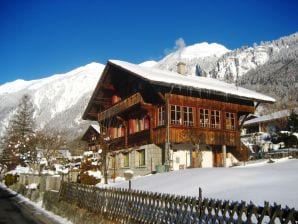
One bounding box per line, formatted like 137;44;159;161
211;110;221;129
157;106;165;126
183;106;194;126
225;112;236;130
199;109;210;128
171;105;182;125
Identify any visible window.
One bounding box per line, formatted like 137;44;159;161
157;106;165;126
144;115;150;130
211;110;221;129
171;105;182;125
137;149;146;166
91;135;97;142
225;112;236;130
183;107;194;126
122;152;129;167
199;109;209;128
110;155;116;169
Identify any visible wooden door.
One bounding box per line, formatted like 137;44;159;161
213;149;222;167
192;151;202;168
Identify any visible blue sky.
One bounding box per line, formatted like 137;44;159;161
0;0;297;84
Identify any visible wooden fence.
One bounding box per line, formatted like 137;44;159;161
59;182;298;223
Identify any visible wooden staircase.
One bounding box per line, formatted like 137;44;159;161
229;143;250;162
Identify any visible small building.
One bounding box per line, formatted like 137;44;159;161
83;60;275;177
81;124;101;152
243;108;298;134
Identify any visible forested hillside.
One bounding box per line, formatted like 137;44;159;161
239;34;298;113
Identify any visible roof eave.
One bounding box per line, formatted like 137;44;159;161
108;60;275;104
146;79;275;104
82;62;111;121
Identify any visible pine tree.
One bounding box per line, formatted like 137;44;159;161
0;95;37;170
0;123;19;171
287;110;298;132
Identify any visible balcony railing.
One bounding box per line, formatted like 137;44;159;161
98;92;144;122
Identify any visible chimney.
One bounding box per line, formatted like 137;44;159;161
177;62;186;75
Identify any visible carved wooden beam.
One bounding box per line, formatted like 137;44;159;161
99;83;115;90
158;92;165;101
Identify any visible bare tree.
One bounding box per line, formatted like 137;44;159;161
180;129;206;168
34;130;66;171
98;128;110;184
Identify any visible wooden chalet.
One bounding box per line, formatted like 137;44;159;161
83;60;275;176
81;124;101;152
243;108;298;135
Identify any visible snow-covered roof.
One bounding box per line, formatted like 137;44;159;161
244;108;298;126
91;124;100;134
109;60;275;103
81;123;100;140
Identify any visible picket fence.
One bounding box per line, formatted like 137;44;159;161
59;182;298;223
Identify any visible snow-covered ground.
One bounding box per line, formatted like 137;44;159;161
98;157;298;209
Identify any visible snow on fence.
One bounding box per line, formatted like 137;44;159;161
58;182;298;223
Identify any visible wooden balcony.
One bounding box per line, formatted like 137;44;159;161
152;127;240;147
109;136;125;150
169;127;239;146
108;130;150;151
127;130;150;147
98;93;144;122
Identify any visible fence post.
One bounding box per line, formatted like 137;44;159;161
58;181;64;202
198;187;203;222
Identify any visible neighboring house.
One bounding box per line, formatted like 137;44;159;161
243;108;298;134
83;60;274;177
81;124;101;152
56;148;71;164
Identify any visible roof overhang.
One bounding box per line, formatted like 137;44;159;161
108;60;276;104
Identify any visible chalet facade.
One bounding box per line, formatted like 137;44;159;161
83;60;275;177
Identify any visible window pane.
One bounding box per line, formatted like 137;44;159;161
225;112;235;130
123;153;129;167
138;149;145;166
183;107;194;126
171;105;175;124
158;106;165;126
189;108;193;125
200;109;209;127
171;105;182;125
177;106;181;124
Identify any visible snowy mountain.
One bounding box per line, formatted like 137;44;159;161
155;42;230;76
211;33;298;83
0;63;105;139
211;44;278;82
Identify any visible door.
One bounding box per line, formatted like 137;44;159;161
192;151;202;168
213;149;223;167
